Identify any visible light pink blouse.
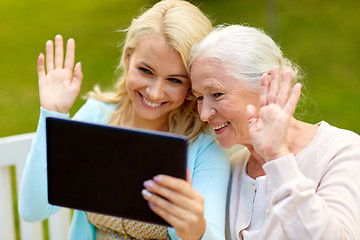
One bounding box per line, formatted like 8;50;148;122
229;122;360;240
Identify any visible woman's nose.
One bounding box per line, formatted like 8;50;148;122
146;80;164;100
199;100;216;122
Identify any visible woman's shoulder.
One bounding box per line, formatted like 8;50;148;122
187;132;230;173
319;121;360;147
72;98;116;124
190;132;229;158
191;132;217;149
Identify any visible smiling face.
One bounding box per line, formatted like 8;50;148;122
191;58;260;148
125;35;190;130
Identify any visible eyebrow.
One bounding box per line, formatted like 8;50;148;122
192;80;225;95
169;73;189;79
192;84;216;93
140;61;188;79
191;89;199;95
141;61;155;72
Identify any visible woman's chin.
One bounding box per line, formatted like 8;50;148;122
218;138;236;149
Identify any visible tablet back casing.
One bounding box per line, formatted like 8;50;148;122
46;117;187;226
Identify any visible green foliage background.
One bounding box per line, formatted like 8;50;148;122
1;0;359;239
1;0;359;137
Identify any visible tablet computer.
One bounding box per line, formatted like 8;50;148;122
46;117;187;226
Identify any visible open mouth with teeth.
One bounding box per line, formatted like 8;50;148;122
138;92;166;108
213;122;230;132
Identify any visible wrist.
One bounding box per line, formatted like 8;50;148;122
264;148;291;162
184;219;206;240
195;219;207;240
41;104;69;114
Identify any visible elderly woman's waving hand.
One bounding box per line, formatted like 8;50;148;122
246;66;302;162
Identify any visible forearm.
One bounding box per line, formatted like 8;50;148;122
18;108;69;221
264;154;360;239
167;138;230;240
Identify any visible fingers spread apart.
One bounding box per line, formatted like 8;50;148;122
64;38;75;70
54;35;64;69
262;66;301;112
45;40;54;72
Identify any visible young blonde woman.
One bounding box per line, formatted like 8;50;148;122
18;1;230;240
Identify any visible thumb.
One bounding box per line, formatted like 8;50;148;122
186;168;192;184
37;53;46;81
246;104;258;128
73;62;83;88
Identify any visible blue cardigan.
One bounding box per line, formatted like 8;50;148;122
19;98;230;240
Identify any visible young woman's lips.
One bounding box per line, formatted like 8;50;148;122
138;92;166;109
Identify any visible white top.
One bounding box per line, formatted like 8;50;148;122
241;171;267;239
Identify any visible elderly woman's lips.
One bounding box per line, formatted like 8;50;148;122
213;122;230;131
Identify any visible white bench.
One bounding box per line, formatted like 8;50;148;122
0;133;71;240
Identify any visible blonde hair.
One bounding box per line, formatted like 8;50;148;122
190;24;303;92
89;0;213;143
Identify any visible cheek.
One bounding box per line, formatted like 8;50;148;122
230;112;251;143
232;118;248;132
168;86;189;102
219;103;248;129
215;102;236;118
223;99;248;119
126;71;144;90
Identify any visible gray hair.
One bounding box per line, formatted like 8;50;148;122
189;24;302;92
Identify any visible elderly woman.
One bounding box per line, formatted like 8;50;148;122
189;24;360;239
